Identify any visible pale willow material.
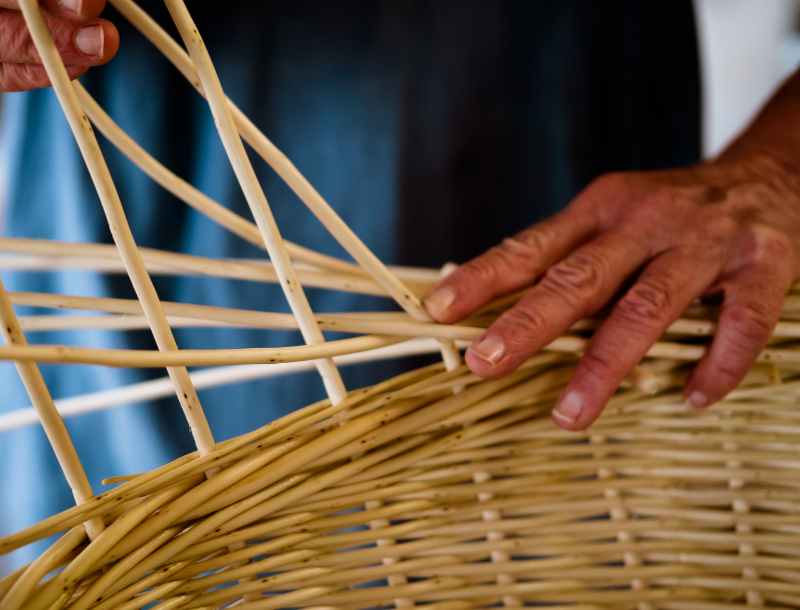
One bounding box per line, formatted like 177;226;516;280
2;1;800;609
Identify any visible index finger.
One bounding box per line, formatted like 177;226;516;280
423;204;599;324
466;227;652;379
0;0;106;20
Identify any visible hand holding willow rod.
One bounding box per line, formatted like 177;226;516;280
425;67;800;431
0;0;117;91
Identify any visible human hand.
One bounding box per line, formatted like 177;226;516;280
0;0;118;91
423;157;800;430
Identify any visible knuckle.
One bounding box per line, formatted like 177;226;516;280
687;209;738;246
640;185;674;207
705;301;778;390
541;251;605;298
635;187;693;226
458;251;514;289
48;18;78;54
0;63;43;92
702;291;784;395
615;280;672;326
20;63;50;90
577;172;638;221
708;358;747;389
579;348;622;383
459;230;548;289
724;301;776;339
2;17;36;64
509;226;550;259
706;214;738;242
585;171;628;196
714;359;749;388
742;224;793;266
765;230;793;261
498;304;549;338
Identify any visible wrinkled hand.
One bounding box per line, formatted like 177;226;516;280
424;157;800;430
0;0;118;91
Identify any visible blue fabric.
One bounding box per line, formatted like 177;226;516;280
0;6;406;571
0;0;700;574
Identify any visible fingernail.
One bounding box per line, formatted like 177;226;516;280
439;262;458;277
60;0;83;14
502;237;537;255
553;392;583;424
685;391;708;409
468;336;505;365
423;286;456;314
75;25;104;57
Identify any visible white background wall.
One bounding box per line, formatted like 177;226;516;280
695;0;800;157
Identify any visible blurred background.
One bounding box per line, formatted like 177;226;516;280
1;0;800;225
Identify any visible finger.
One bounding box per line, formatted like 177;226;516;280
0;10;118;65
0;61;86;90
685;225;793;408
0;0;107;21
550;248;721;430
683;269;790;409
423;205;599;324
465;228;651;379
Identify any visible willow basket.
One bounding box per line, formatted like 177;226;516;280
3;1;800;609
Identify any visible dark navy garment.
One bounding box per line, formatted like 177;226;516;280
0;0;700;572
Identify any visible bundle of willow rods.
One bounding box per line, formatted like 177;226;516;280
3;0;800;608
1;342;800;610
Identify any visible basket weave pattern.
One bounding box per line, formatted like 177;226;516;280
2;1;800;608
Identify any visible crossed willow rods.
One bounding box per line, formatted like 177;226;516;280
8;0;463;553
6;0;800;581
9;0;800;392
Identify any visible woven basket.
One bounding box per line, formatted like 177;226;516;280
3;1;800;609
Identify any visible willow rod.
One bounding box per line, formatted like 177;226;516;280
163;0;346;404
9;246;800;339
108;0;461;371
0;332;711;377
0;329;781;369
0;238;409;296
0;339;464;434
8;290;483;340
0;278;104;544
0;253;390;296
72;82;363;278
0;334;404;367
0;364;451;556
18;314;231;332
16;0;215;455
0;527;86;610
108;0;434;321
0;236;439;287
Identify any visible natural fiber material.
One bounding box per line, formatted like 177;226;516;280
4;353;800;609
3;0;800;608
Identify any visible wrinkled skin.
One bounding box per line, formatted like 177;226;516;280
0;0;117;91
425;67;800;431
